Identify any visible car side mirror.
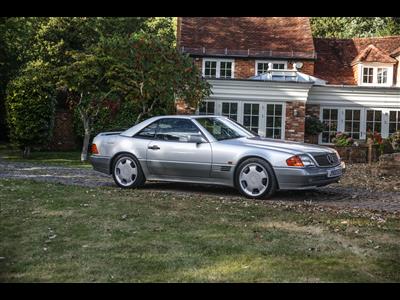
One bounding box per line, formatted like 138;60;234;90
188;134;206;144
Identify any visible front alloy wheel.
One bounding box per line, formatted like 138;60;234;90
235;158;277;199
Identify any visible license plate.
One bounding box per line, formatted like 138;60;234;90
327;166;342;178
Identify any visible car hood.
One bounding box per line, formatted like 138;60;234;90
220;137;336;155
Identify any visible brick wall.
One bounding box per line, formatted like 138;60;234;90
287;60;315;75
47;110;78;151
285;101;305;142
235;59;256;78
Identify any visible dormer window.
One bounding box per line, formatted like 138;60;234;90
202;59;234;79
359;64;393;86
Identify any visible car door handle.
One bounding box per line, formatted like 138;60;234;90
148;145;160;150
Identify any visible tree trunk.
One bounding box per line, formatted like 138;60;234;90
22;146;31;158
81;116;91;162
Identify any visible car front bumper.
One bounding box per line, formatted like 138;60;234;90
90;155;112;175
274;162;345;190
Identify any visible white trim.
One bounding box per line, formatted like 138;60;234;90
255;60;288;75
202;58;235;79
358;63;394;87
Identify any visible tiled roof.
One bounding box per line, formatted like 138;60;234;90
177;17;315;59
314;36;400;85
351;44;397;65
391;46;400;57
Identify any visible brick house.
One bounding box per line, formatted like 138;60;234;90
176;17;400;145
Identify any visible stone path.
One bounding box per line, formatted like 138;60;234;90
1;159;399;213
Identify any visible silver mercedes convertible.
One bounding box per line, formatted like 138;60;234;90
90;115;345;199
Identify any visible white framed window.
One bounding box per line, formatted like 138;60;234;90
359;64;393;86
389;110;400;135
221;102;238;121
202;59;234;79
366;109;382;134
265;104;283;139
198;101;215;115
321;108;339;144
255;60;287;75
243;103;260;134
344;109;361;140
362;67;374;84
377;68;388;84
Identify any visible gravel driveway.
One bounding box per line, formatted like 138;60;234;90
1;159;399;213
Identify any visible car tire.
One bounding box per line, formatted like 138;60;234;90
235;158;277;199
112;153;145;189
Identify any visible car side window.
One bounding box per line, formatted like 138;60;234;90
155;118;202;142
135;121;158;139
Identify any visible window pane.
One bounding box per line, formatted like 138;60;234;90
353;110;360;120
345;110;352;120
244;104;251;114
231;103;238;114
267;117;274;127
389;123;396;134
390;111;397;122
345;122;352;132
353;121;360;132
251;116;258;126
252;104;259;114
243;116;250;126
207;102;215;114
375;111;382;121
136;121;158;139
267;105;274;116
322;132;329;143
266;128;273;138
375;123;381;133
222;103;229;114
275;105;282;116
155;119;201;142
323;109;330;120
367;110;374;121
274;117;282;127
274;128;281;139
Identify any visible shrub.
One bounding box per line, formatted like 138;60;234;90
6;61;57;157
332;132;354;146
305;116;325;136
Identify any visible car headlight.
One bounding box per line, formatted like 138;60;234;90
286;155;315;167
298;154;315;167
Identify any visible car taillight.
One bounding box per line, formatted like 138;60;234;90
91;143;99;155
286;155;304;167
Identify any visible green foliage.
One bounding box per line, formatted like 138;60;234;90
104;31;211;125
332;132;354;146
310;17;400;38
305;116;324;135
5;60;57;152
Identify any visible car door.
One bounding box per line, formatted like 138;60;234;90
146;118;212;178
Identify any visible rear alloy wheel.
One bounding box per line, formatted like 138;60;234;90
112;154;145;188
235;158;277;199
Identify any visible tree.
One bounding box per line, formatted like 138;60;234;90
310;17;400;38
58;46;117;162
6;60;56;157
105;32;211;126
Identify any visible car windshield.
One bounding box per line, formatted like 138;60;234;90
195;117;254;141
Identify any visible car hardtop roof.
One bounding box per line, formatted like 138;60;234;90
149;115;226;120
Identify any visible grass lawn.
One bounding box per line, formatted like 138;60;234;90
1;179;399;282
0;144;90;168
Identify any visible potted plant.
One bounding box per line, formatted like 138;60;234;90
305;116;324;144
